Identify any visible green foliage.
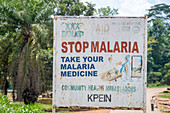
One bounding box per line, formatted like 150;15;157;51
148;72;162;84
0;0;98;100
56;0;96;16
57;0;86;16
147;84;170;88
36;103;52;110
147;3;170;22
159;92;170;98
0;0;58;100
0;95;45;113
163;62;170;85
147;18;169;85
155;81;161;86
97;6;118;16
147;3;170;85
147;81;161;87
84;2;96;16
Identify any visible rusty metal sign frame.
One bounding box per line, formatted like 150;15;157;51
53;16;147;113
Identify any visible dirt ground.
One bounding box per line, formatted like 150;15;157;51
74;88;167;113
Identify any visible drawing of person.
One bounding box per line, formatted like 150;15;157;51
120;55;130;82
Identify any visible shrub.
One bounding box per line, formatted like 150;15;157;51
0;94;45;113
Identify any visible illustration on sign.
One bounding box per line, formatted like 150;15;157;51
132;56;142;77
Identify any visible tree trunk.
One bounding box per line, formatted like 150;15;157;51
17;48;25;101
1;60;8;96
31;63;41;95
12;72;16;101
1;77;7;95
4;79;9;95
17;45;41;101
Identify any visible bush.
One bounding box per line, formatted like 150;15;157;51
155;81;161;86
0;94;45;113
22;88;38;104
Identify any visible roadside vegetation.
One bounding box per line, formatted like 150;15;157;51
159;92;170;98
147;83;170;88
0;94;45;113
0;94;73;113
147;3;170;86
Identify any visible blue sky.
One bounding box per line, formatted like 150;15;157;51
81;0;170;16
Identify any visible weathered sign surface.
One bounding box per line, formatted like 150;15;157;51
53;16;147;111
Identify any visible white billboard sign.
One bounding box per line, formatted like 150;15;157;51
53;17;147;112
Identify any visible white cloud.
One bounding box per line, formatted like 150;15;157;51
116;0;152;16
82;0;116;8
81;0;169;16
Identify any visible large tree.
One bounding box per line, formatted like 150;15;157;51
147;3;170;85
0;0;96;101
0;0;57;101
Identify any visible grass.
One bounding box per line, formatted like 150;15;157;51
0;93;53;113
13;101;52;110
0;95;69;113
160;109;170;113
159;92;170;98
0;93;70;113
38;103;52;110
11;101;71;113
147;84;170;88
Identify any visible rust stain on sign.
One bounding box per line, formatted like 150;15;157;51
55;51;58;55
52;106;143;110
54;16;58;20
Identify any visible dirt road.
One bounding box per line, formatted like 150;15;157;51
74;88;166;113
146;88;166;113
